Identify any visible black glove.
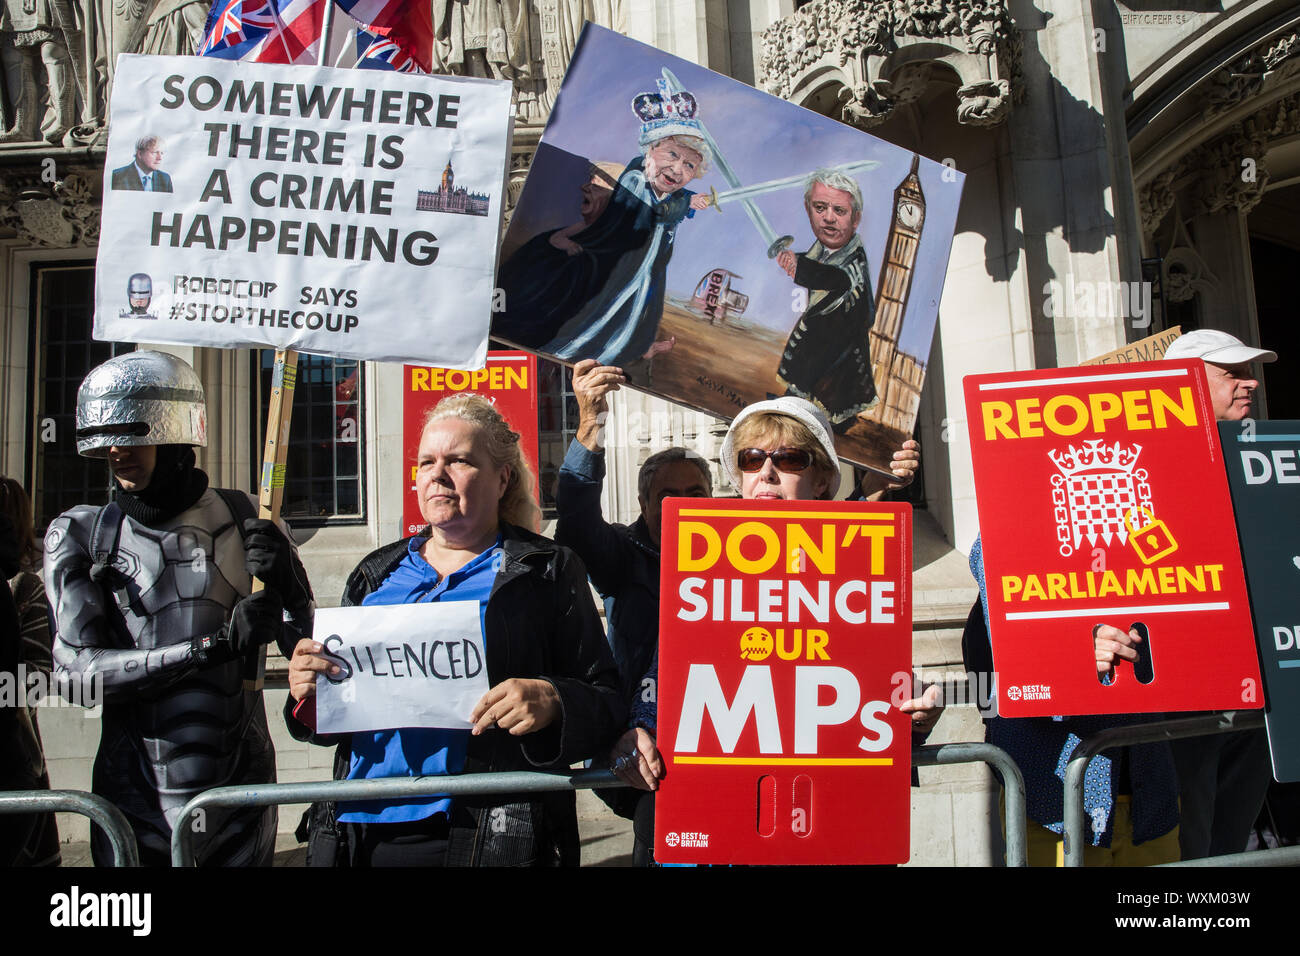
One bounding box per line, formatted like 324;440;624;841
192;590;284;668
242;519;312;612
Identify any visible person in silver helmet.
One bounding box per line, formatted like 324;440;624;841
45;350;313;866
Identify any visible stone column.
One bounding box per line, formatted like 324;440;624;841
1004;0;1145;368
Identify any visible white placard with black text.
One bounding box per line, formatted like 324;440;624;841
314;602;488;734
96;55;511;365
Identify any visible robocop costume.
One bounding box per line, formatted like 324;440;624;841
45;352;313;866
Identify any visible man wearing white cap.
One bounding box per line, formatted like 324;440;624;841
1096;328;1276;860
1162;328;1275;421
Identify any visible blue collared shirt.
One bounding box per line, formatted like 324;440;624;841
338;534;503;825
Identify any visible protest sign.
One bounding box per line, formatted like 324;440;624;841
96;54;511;366
402;352;539;536
965;360;1262;717
492;25;962;477
1220;420;1300;782
314;602;488;734
1080;327;1182;366
655;499;912;864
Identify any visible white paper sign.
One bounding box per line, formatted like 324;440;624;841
96;55;512;366
314;602;489;734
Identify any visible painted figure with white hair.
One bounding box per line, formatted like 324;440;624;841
775;167;876;433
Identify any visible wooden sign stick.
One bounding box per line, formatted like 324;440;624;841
245;347;299;691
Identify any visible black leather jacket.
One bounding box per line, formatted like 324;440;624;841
289;523;625;865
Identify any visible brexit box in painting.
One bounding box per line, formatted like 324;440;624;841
965;360;1261;717
655;498;912;864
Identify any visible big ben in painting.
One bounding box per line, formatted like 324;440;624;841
864;155;929;433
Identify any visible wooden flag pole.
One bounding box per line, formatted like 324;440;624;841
243;4;336;691
245;348;299;691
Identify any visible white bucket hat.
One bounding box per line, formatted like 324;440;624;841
720;396;840;497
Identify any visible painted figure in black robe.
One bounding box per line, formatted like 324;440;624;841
776;173;877;430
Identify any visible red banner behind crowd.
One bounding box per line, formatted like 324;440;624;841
655;499;913;864
402;352;539;536
964;360;1262;717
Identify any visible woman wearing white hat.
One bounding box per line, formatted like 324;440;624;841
610;397;934;826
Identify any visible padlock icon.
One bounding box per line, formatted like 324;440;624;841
1125;507;1178;564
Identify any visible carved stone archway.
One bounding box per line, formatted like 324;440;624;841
1130;10;1300;334
759;0;1022;130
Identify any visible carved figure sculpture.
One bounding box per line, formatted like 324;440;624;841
0;0;76;143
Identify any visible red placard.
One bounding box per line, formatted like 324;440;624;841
655;499;912;864
964;360;1262;717
402;352;539;536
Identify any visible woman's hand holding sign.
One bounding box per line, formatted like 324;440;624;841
470;678;561;735
859;439;921;500
899;682;944;735
288;638;338;701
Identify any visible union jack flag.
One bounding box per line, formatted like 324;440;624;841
355;27;424;73
199;0;277;53
199;0;327;64
335;0;432;72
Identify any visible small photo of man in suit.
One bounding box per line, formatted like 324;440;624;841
111;136;173;192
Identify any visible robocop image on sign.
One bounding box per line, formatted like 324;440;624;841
44;351;314;866
121;273;158;319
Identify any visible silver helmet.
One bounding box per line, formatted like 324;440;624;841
76;350;208;457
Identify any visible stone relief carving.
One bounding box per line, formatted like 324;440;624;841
1202;28;1300;121
1162;213;1218;304
431;1;624;126
0;0;83;143
1191;107;1277;217
838;59;931;127
0;170;99;245
956;78;1010;126
838;82;893;128
1139;89;1300;233
761;0;1020;128
1137;167;1176;235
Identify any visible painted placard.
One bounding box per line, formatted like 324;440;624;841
492;25;963;477
1220;419;1300;782
655;499;912;864
402;351;539;536
96;54;511;365
314;603;488;734
965;360;1262;717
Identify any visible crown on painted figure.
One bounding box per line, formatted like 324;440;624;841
633;79;706;148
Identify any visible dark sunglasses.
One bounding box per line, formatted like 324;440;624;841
736;447;814;474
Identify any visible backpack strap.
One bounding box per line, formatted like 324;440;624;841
213;488;275;690
88;500;125;577
86;502;134;649
213;488;258;537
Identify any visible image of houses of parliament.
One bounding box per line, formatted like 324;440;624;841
417;161;491;217
863;155;927;436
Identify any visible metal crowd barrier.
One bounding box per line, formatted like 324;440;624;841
915;741;1027;866
1062;711;1285;867
0;789;140;867
170;768;624;866
172;742;1029;867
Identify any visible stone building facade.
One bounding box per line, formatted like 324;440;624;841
3;0;1296;863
